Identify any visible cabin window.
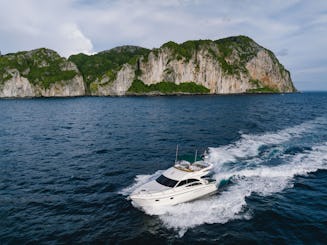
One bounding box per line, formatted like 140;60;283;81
177;180;187;187
156;175;178;188
177;179;200;187
187;179;199;184
186;182;202;187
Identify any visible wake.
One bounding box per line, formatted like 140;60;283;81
121;117;327;236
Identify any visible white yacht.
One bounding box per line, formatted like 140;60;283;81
130;149;217;209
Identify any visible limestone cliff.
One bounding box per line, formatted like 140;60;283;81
0;36;296;97
0;48;85;98
78;36;295;95
89;64;135;96
129;36;295;94
68;45;150;96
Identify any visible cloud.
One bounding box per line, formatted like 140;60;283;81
0;0;94;57
276;49;289;57
58;23;94;56
0;0;326;89
297;66;327;74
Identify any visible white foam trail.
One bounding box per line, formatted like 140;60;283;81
152;183;253;237
121;118;327;236
208;117;326;167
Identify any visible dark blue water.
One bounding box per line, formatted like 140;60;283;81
0;93;326;244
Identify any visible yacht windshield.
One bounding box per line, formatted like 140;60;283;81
156;175;178;188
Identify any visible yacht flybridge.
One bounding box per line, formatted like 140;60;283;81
130;148;217;209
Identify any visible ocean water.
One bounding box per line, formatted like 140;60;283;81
0;92;326;244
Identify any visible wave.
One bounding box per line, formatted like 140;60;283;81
208;117;326;168
121;117;327;236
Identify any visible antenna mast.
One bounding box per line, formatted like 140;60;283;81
175;144;179;163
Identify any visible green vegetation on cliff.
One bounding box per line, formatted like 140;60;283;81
0;48;77;88
161;40;212;61
159;36;260;75
214;36;259;75
247;79;280;93
69;46;150;91
246;87;279;93
128;79;210;94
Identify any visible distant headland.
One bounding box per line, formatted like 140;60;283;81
0;35;296;98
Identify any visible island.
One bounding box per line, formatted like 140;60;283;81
0;35;296;98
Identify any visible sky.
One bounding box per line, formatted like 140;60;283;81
0;0;326;91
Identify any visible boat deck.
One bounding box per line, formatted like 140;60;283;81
174;160;210;172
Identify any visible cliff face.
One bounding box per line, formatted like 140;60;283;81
89;64;135;96
139;46;232;93
134;36;295;94
68;46;150;96
245;50;294;92
0;36;296;97
0;48;85;98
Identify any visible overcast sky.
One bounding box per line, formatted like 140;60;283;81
0;0;326;90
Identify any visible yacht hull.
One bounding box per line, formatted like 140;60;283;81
130;183;217;208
